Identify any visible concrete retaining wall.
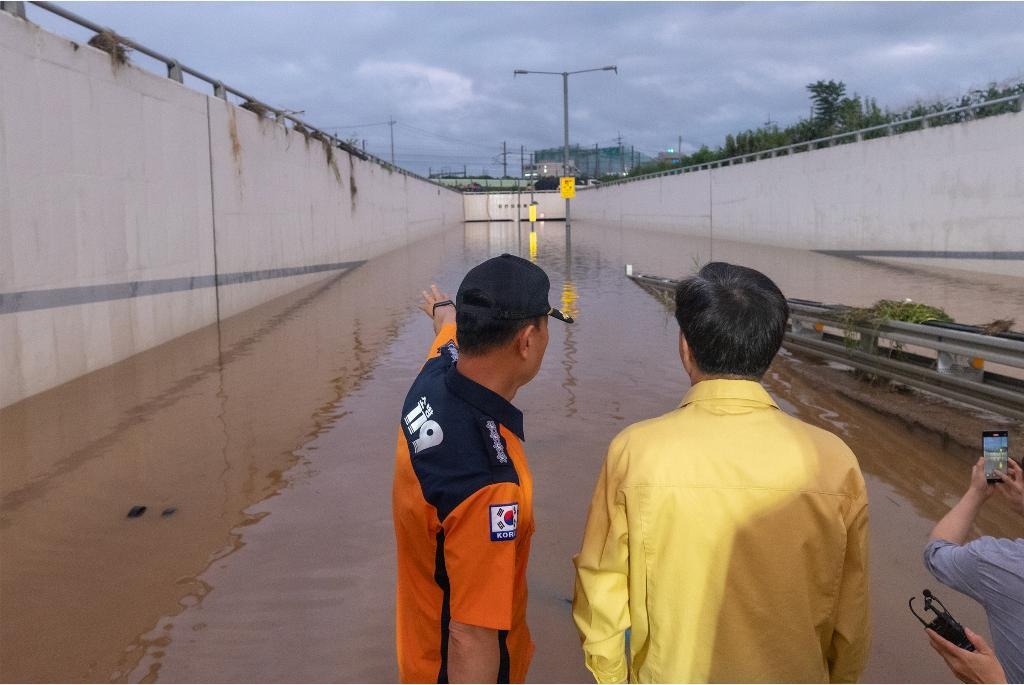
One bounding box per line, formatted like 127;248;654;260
574;111;1024;260
0;12;461;407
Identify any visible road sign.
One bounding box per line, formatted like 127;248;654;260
560;177;576;199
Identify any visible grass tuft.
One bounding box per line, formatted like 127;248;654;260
88;31;130;66
240;100;270;118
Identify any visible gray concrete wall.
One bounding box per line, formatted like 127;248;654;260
574;111;1024;274
0;12;461;407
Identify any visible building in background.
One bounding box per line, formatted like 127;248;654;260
526;144;652;179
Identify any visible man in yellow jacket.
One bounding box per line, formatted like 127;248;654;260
572;262;870;683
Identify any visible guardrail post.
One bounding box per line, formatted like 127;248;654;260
886;125;894;136
1018;93;1024;113
858;331;878;356
791;319;824;340
167;60;183;83
937;350;985;382
921;116;929;129
1;1;27;18
856;131;863;142
213;81;226;100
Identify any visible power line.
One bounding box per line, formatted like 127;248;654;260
395;122;495;150
321;120;394;129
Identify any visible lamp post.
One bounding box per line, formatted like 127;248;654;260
514;65;617;230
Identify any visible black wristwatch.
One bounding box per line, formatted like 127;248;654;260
432;300;455;315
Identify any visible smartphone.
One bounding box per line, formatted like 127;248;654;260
983;430;1009;483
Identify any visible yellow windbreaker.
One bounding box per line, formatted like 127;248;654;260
573;379;870;683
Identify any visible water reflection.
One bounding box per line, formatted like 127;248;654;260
560;241;580;419
0;232;459;682
1;219;1020;683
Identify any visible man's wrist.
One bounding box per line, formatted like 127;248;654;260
432;300;455;315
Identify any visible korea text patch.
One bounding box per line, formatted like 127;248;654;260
489;503;518;541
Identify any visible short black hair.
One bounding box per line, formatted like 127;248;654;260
674;262;788;379
457;287;543;356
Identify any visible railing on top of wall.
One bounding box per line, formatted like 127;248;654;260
591;92;1024;189
1;0;452;191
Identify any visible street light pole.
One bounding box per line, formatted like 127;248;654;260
562;73;570;229
514;65;617;231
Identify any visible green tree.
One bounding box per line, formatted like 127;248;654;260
807;79;847;135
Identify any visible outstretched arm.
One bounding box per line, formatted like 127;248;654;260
929;458;994;544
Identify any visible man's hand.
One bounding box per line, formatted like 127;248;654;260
926;627;1006;683
993;458;1023;517
419;284;455;335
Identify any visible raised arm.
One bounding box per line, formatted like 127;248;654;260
929;458;994;544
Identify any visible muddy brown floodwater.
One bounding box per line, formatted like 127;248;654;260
1;221;1022;683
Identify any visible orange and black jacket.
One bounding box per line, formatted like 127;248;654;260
392;322;535;683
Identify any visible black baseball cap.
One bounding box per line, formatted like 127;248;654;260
457;254;574;325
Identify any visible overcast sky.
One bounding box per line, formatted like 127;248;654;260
25;1;1024;177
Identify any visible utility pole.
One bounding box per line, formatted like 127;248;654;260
617;132;624;174
502;141;507;178
678;135;682;157
388;117;396;165
594;143;600;177
521;145;525;178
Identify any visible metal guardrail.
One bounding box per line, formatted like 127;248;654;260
594;92;1024;189
627;272;1024;420
2;1;451;191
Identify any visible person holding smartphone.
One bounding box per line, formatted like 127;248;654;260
923;454;1024;683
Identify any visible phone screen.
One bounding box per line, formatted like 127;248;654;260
983;431;1009;481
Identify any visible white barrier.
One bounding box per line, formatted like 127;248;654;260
0;12;461;407
574;111;1024;273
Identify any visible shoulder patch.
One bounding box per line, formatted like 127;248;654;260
437;339;458;363
489;503;518;541
478;419;511;468
404;396;443;454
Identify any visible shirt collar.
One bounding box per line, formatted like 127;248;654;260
445;365;526;441
679;378;780;410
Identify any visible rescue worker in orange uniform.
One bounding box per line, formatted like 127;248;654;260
393;254;573;683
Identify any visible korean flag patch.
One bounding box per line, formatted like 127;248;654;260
489;503;518;541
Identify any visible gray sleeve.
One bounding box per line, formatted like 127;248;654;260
923;538;986;604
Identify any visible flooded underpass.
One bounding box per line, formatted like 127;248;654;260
2;220;1022;683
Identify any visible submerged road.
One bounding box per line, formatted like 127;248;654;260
1;220;1022;682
